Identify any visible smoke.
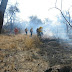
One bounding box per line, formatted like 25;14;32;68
18;15;70;40
28;16;43;33
4;14;72;42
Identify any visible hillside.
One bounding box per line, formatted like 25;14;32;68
0;34;72;72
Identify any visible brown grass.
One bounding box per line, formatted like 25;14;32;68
0;34;42;50
0;34;49;72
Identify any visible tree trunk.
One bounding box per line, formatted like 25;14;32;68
0;0;8;34
0;12;3;33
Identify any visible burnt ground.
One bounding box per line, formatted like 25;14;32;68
0;35;72;72
39;38;72;66
39;38;72;72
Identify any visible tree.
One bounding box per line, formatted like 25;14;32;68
29;16;43;33
0;0;8;34
29;16;43;27
48;0;72;39
7;3;20;31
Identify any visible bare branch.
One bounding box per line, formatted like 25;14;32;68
48;7;55;11
48;7;72;27
55;7;72;27
63;22;69;33
61;0;62;10
68;11;70;23
55;0;57;7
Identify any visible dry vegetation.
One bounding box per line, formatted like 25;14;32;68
0;34;72;72
0;34;42;50
0;34;49;72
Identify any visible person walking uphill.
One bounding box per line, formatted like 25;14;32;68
30;28;33;37
25;28;28;35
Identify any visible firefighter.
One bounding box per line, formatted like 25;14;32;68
25;28;28;35
36;27;43;38
36;28;39;36
30;28;33;37
38;27;43;37
14;27;18;35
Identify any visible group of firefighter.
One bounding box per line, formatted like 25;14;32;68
14;27;43;37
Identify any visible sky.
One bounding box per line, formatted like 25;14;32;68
7;0;72;21
4;0;72;39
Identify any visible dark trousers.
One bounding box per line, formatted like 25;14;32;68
31;32;32;36
26;32;27;35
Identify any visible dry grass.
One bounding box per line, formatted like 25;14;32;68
0;34;49;72
0;34;72;72
0;34;42;50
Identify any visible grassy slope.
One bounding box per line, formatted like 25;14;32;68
0;34;72;72
0;34;49;72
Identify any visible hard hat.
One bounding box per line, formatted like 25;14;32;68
39;27;43;29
